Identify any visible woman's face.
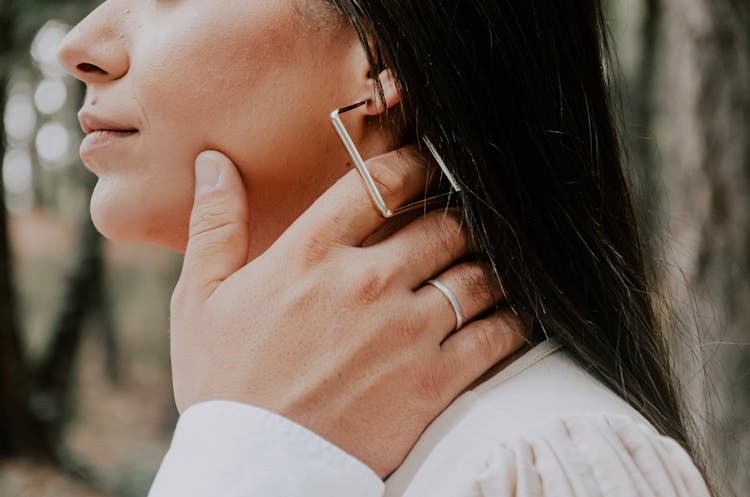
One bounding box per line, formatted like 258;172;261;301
58;0;390;257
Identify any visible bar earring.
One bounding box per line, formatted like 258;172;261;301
329;99;462;219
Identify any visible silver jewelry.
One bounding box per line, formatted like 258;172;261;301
426;279;465;332
329;99;462;218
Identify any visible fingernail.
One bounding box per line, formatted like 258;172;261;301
195;153;220;196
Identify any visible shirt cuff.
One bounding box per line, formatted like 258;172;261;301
149;400;385;497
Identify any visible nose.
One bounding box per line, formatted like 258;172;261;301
58;4;130;84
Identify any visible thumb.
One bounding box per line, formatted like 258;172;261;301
180;150;250;300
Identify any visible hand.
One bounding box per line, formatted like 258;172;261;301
169;148;527;478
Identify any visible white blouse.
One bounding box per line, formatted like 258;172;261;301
148;338;710;497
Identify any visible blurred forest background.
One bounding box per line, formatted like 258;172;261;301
0;0;748;496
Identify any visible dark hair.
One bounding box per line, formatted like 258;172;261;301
326;0;709;483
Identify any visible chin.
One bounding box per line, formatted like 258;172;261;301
89;179;191;253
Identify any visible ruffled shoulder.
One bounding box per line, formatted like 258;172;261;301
476;413;710;497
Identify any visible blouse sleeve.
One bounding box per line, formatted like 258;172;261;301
148;400;384;497
476;413;710;497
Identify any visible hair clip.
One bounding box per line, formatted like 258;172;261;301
329;99;462;218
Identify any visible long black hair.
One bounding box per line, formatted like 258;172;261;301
325;0;708;479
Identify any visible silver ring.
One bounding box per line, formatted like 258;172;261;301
426;279;464;331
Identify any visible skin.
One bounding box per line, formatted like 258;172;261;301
59;0;528;478
58;0;392;258
171;149;526;477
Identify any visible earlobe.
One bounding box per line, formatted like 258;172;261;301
363;69;400;116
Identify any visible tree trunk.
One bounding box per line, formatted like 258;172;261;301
34;208;110;444
654;0;750;494
0;0;55;460
617;0;663;263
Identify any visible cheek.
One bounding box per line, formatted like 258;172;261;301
106;5;358;250
133;4;351;176
133;6;292;149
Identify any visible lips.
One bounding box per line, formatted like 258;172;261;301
78;111;139;135
78;111;139;160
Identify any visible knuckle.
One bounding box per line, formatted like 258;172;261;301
472;322;504;362
189;193;242;239
295;207;352;269
457;264;492;299
299;233;334;268
502;311;531;347
436;210;464;235
366;156;409;202
429;211;468;255
190;226;244;266
355;260;397;304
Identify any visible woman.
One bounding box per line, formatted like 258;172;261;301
57;0;713;496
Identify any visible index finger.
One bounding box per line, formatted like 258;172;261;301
284;145;433;248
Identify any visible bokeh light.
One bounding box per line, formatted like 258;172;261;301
36;121;70;166
34;78;68;115
4;91;37;142
2;148;33;195
31;21;70;78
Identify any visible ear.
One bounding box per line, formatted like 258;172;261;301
363;69;400;116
